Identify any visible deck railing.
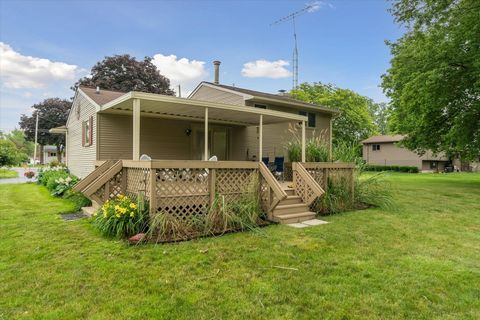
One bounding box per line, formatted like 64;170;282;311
292;162;325;206
79;160;289;221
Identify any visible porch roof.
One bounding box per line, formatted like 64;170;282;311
97;91;307;126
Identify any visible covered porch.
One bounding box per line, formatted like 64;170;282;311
96;92;309;162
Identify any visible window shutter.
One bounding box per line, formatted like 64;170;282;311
81;121;85;147
89;116;93;146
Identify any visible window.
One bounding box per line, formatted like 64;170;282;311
82;116;93;147
299;111;316;128
372;144;381;151
430;161;437;169
254;104;267;109
48;152;56;157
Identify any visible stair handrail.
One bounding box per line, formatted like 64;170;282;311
73;160;114;193
259;162;288;213
83;160;123;197
293;162;325;206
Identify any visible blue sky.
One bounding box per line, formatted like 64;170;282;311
0;0;403;132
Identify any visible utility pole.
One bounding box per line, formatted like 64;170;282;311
178;84;182;98
33;112;39;164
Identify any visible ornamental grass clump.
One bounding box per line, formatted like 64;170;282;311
93;194;149;239
284;124;330;162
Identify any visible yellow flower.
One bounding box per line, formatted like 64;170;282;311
115;214;120;218
129;203;137;209
130;212;135;217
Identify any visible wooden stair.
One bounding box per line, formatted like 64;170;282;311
272;183;316;224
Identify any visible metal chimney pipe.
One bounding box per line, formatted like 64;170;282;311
213;60;221;84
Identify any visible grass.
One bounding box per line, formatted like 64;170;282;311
0;173;479;319
0;169;18;179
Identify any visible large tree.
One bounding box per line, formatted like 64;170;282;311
19;98;70;162
75;54;175;95
293;82;377;146
369;102;391;135
382;0;480;159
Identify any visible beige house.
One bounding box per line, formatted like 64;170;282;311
62;61;338;178
362;135;450;171
63;61;347;224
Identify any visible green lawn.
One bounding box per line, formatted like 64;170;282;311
0;173;479;319
0;169;18;179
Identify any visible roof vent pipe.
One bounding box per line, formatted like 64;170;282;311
278;89;287;96
213;60;221;84
96;86;100;94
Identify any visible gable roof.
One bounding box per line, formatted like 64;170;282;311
79;86;126;106
191;81;339;114
361;134;405;144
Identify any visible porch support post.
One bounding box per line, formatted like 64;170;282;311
204;107;209;160
329;117;333;161
132;98;141;160
259;114;263;161
301;120;306;162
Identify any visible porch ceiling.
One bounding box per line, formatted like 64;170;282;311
98;91;307;126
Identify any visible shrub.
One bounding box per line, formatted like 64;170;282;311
364;165;418;173
51;175;79;196
37;166;69;185
93;194;149;238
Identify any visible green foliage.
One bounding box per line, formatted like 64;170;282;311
63;190;91;211
92;194;149;238
355;173;396;211
383;0;480;159
292;82;378;146
364;165;419;173
75;54;175;95
37;166;78;196
0;139;24;166
4;129;34;160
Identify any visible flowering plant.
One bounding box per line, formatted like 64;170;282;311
24;170;35;179
93;194;148;238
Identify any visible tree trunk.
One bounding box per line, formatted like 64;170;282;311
39;144;44;164
57;145;62;163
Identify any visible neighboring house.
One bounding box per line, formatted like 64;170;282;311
42;145;64;164
62;61;339;178
362;135;450;171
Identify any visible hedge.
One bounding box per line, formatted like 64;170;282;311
364;165;419;173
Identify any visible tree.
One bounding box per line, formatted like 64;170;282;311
369;102;391;135
75;54;175;95
0;139;25;166
382;0;480;159
19;98;70;162
6;129;34;158
292;82;377;146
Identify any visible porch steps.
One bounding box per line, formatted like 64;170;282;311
272;182;317;224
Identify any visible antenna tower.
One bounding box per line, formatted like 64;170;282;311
271;4;315;91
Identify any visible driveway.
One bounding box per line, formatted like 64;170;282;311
0;167;38;184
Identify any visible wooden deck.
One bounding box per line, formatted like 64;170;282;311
75;160;355;226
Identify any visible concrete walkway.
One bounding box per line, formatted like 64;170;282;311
0;167;38;184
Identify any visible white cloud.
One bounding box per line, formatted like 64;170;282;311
241;59;292;79
0;42;78;89
151;54;207;96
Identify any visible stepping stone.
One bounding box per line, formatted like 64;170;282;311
286;223;309;228
61;212;88;221
302;219;329;226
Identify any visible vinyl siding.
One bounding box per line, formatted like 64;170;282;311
362;142;448;169
66;93;97;178
190;85;245;105
98;115;192;160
